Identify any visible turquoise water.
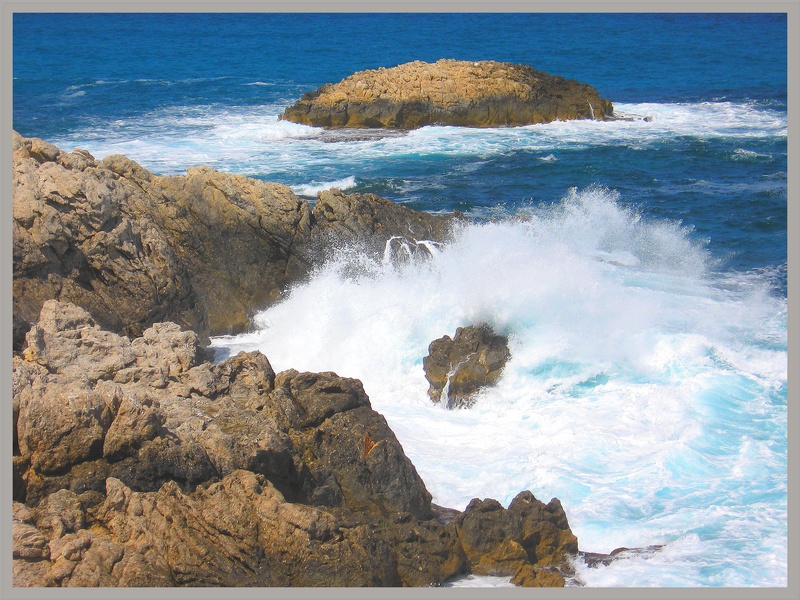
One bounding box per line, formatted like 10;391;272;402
13;12;788;587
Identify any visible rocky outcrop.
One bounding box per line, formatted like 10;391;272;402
13;133;456;350
455;493;578;586
128;163;314;336
12;133;207;347
280;59;613;129
423;324;511;408
311;188;455;263
12;301;578;587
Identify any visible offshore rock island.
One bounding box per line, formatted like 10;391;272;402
12;133;651;588
280;59;614;129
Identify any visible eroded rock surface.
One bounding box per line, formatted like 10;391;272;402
311;188;455;263
12;301;578;587
12;133;206;347
281;59;613;129
13;133;456;349
456;493;578;587
423;324;511;408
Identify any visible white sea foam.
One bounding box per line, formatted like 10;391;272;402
731;148;773;161
47;100;786;180
211;186;787;587
291;175;357;197
441;575;516;587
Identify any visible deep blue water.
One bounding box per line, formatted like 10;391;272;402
13;12;788;588
13;12;788;292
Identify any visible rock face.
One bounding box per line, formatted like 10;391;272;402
456;493;578;586
13;132;455;350
12;301;578;587
280;59;613;129
311;188;455;263
12;133;207;347
423;324;511;408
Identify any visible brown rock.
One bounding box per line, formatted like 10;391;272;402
311;188;455;263
12;300;579;588
13;133;458;350
15;471;402;587
101;389;164;461
12;132;207;346
454;491;579;587
22;300;137;382
139;165;314;334
281;59;613;129
12;506;50;560
12;131;314;344
16;379;111;475
273;369;433;518
423;324;511;408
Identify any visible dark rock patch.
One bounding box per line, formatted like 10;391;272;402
423;324;511;408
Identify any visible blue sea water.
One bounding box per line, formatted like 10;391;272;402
13;12;788;588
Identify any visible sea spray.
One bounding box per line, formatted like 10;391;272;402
292;175;357;197
212;186;786;587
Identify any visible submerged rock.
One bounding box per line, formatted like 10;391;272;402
12;301;577;587
578;545;665;568
280;59;613;129
423;324;511;408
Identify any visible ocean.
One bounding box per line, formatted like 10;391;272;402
13;12;788;588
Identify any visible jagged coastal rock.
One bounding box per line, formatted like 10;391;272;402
13;134;207;347
12;133;454;349
423;324;511;408
12;301;578;587
280;59;613;129
11;133;664;588
312;188;456;262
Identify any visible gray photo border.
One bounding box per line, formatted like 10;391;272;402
2;1;797;599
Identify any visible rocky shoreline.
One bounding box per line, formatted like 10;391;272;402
13;299;582;587
12;133;657;587
280;59;614;129
12;132;455;350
